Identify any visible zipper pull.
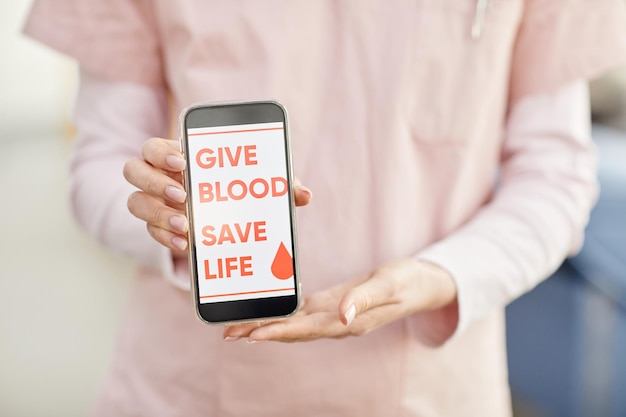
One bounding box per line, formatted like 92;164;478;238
471;0;490;40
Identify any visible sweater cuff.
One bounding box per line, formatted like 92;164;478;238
158;246;191;291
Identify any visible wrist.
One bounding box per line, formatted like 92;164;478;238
413;259;457;311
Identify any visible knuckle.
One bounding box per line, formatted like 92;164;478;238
144;171;164;195
380;284;398;304
141;139;155;162
127;191;142;214
355;289;373;312
364;293;374;311
122;160;132;181
123;158;142;183
142;137;168;164
146;223;158;239
152;205;170;227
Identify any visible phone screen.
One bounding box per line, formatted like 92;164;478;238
182;102;299;323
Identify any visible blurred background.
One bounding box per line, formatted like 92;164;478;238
508;75;626;415
0;3;134;417
1;1;626;417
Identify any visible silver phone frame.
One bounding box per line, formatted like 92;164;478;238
178;100;301;325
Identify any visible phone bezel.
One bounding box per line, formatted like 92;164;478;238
179;100;300;324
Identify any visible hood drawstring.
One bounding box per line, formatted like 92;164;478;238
471;0;490;39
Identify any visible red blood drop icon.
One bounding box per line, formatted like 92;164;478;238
271;242;293;280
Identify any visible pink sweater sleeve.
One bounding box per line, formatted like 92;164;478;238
412;81;596;346
71;70;188;288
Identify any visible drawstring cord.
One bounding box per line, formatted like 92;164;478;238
471;0;490;39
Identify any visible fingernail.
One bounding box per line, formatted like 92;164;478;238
224;336;240;341
165;186;186;203
247;339;264;344
172;236;188;250
297;185;313;200
169;215;188;233
344;304;356;326
166;154;186;170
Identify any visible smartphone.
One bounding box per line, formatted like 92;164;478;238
180;101;300;324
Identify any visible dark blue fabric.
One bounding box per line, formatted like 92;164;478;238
507;126;626;417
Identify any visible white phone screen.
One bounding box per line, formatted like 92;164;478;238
186;121;296;304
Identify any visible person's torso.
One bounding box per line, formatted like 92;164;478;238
97;2;524;415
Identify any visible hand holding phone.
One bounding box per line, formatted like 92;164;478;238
180;101;302;324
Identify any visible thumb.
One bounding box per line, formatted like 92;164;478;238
292;177;313;207
338;272;393;326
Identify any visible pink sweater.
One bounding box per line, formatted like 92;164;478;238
25;1;626;415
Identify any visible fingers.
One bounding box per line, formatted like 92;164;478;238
124;158;187;205
127;191;188;251
222;322;264;340
124;138;187;205
148;223;188;252
293;185;313;206
142;137;186;172
292;177;312;207
221;260;436;344
247;312;342;342
124;137;189;251
222;285;399;343
243;308;388;342
222;307;308;340
223;298;311;341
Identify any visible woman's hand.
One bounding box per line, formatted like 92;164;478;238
223;258;457;343
123;137;312;254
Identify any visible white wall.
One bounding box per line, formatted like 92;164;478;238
0;2;135;416
0;1;77;139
